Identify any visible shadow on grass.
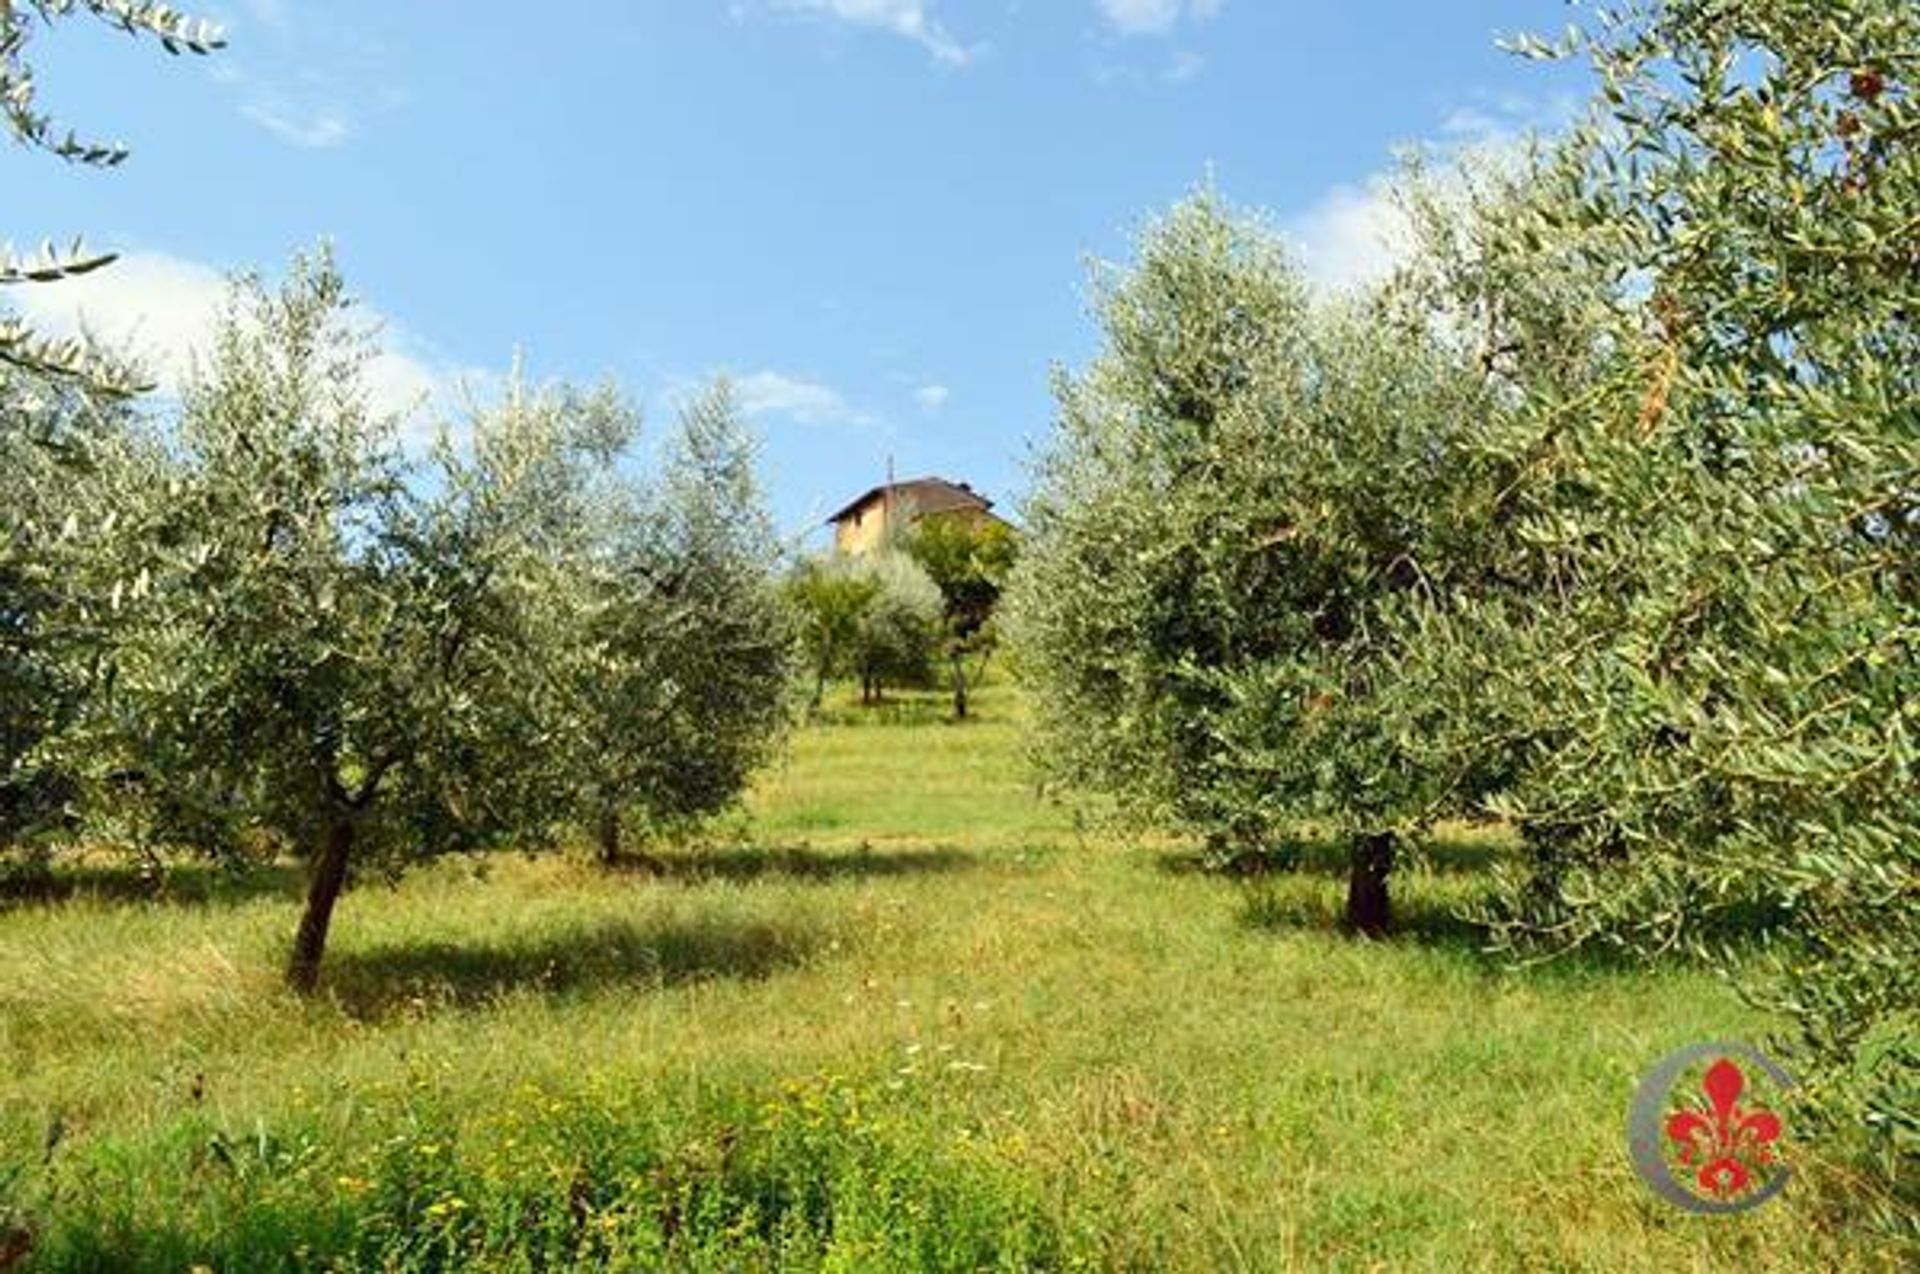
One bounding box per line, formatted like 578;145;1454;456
0;857;304;912
805;691;973;729
325;916;820;1019
1231;873;1783;980
1237;878;1493;952
1194;827;1791;979
1157;829;1506;880
608;843;978;885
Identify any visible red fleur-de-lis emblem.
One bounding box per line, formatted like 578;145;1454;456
1662;1057;1784;1200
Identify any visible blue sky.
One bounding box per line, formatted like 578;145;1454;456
8;1;1587;544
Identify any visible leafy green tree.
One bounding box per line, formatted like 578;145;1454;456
1365;149;1644;916
0;360;147;854
563;381;794;863
787;554;881;708
847;550;941;705
1426;0;1917;1213
399;374;641;865
785;549;941;706
59;251;607;989
2;0;219;849
1007;193;1496;933
1;1;222;389
63;251;440;988
57;263;795;984
903;516;1017;719
1006;195;1309;859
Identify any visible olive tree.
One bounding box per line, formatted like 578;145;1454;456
2;371;79;848
1007;193;1495;933
787;554;881;709
64;252;449;988
903;516;1017;719
67;251;610;990
1446;0;1919;1202
1359;147;1648;920
786;549;941;706
0;361;147;852
847;551;941;705
562;381;794;863
3;0;220;847
398;375;642;864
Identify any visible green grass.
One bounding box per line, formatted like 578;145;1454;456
0;684;1903;1270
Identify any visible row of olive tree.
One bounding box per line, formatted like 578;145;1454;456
6;253;794;990
1008;0;1914;1213
787;549;942;707
786;517;1017;718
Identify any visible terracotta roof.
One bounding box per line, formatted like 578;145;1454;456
826;477;993;525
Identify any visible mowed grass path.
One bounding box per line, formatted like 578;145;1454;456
0;686;1895;1270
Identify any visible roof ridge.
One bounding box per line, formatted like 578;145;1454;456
825;476;993;525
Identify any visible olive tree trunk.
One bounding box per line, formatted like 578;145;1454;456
950;650;969;720
286;814;354;993
1345;830;1395;937
598;803;622;865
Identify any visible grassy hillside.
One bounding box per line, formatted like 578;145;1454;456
0;685;1896;1270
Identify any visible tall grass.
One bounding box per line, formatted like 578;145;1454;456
0;684;1902;1269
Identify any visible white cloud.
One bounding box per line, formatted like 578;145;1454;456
732;369;874;427
1096;0;1223;37
1090;47;1208;88
913;382;950;411
1280;93;1574;293
772;0;975;66
210;59;361;150
1281;176;1411;294
1439;91;1580;150
9;250;486;436
12;253;228;389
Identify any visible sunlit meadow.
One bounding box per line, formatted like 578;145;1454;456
0;685;1898;1270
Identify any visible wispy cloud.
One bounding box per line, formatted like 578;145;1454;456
1091;47;1208;87
1438;90;1580;149
767;0;976;66
1095;0;1224;37
913;382;950;412
206;3;408;148
1087;2;1219;86
731;369;876;427
239;0;291;34
240;96;352;148
11;250;490;440
1161;49;1205;82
